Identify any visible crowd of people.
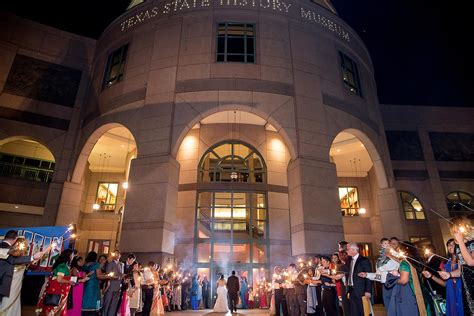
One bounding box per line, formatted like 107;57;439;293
0;215;472;316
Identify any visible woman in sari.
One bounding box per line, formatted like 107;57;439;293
190;274;199;310
387;242;433;316
423;239;464;316
82;251;107;316
37;249;75;316
128;262;142;316
150;264;165;316
68;256;89;316
439;217;474;316
240;276;248;309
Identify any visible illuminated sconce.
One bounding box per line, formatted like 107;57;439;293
92;203;100;210
359;207;366;215
230;172;238;180
122;182;129;190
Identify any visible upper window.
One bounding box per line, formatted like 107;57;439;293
339;187;360;216
103;44;129;89
199;142;265;183
95;182;119;211
340;52;362;96
446;191;473;218
217;23;255;63
399;191;426;220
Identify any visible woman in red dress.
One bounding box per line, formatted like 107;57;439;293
37;249;76;316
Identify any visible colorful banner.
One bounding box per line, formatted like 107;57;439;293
0;225;73;275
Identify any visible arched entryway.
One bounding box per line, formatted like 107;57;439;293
57;125;137;256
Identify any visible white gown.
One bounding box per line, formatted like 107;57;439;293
0;265;26;316
213;280;229;312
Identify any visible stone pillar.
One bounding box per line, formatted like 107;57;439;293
287;158;343;255
54;181;85;226
376;187;406;239
119;154;179;264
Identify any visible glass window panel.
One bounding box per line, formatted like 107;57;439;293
213;243;231;263
232;243;250;263
213;143;232;158
459;192;472;201
217;37;225;54
405;212;414;220
214;207;232;219
234;143;251;159
257;193;266;208
415;211;425;220
197;268;209;280
246;55;255;63
233;192;247;207
252;220;266;239
198;220;211;238
253;244;266;263
246;38;254;53
232;208;248;219
214;192;232;207
197;243;211;262
216;54;225;62
226;54;246;62
252;208;266;221
198;192;213;207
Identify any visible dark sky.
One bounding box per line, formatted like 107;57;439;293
2;0;471;106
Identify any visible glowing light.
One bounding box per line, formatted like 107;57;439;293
297;258;303;263
459;226;466;233
51;242;58;249
424;248;431;255
303;274;308;278
359;208;366;214
122;182;129;190
18;242;26;251
92;203;100;210
70;234;77;239
108;272;115;277
332;269;337;275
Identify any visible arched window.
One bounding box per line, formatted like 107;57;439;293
399;191;426;220
446;191;473;217
199;141;266;183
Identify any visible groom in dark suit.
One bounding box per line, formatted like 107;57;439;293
345;243;373;316
227;271;240;313
0;230;43;303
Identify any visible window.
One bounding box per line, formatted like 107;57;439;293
446;191;473;218
95;182;119;211
217;23;255;63
195;191;268;264
199;142;266;183
87;239;111;255
0;152;54;182
357;243;372;258
409;236;431;244
340;51;362;96
103;44;129;89
339;187;360;216
399;191;426;220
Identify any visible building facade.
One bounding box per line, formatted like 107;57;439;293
1;0;473;292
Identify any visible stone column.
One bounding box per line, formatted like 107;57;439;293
287;157;343;255
119;154;179;264
375;187;406;239
53;181;85;226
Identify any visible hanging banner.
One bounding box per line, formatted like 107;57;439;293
0;225;74;275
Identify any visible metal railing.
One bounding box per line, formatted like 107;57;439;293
0;162;54;183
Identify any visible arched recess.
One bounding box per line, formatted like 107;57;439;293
71;123;138;184
0;136;56;182
330;128;388;190
171;105;297;162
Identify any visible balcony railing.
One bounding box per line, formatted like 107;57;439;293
0;162;54;183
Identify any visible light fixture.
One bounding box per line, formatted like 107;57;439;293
122;182;129;190
230;172;238;180
14;205;19;209
93;203;100;210
359;207;366;214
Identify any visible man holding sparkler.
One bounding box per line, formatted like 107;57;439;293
0;230;45;306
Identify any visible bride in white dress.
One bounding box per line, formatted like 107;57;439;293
213;274;229;312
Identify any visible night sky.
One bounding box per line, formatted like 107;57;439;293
2;0;470;107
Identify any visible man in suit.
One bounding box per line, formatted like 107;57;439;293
0;230;44;304
227;271;240;313
424;245;446;297
201;275;210;309
103;250;124;316
345;243;372;316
